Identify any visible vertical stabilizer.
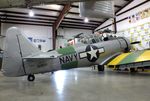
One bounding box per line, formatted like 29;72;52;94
2;27;41;76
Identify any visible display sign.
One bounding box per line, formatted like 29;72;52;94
128;7;150;23
28;37;46;43
119;22;150;50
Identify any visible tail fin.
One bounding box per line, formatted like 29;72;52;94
2;27;41;76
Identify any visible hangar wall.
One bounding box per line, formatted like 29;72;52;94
116;0;150;31
96;0;150;31
57;28;92;48
0;23;93;51
1;23;53;52
95;0;150;50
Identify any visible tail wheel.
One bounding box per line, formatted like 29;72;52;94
27;74;35;81
98;65;105;72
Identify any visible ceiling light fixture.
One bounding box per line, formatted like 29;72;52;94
29;10;34;17
84;17;89;23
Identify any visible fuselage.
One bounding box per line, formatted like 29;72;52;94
1;27;131;77
19;37;131;76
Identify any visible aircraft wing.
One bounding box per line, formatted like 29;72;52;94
107;50;150;69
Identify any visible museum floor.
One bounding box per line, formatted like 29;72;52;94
0;68;150;101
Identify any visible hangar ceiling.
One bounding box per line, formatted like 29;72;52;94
0;0;133;30
0;0;112;8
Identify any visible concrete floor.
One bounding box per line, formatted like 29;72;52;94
0;68;150;101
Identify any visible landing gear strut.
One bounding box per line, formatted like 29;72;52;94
98;65;105;72
27;74;35;81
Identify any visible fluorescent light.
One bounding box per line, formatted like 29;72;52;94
84;17;89;23
29;10;34;17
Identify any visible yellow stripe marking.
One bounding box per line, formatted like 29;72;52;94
144;70;150;72
135;50;150;62
108;53;130;65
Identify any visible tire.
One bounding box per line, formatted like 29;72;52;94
98;65;104;72
51;71;54;74
130;68;136;73
27;74;35;81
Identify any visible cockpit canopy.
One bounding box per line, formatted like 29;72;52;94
79;33;118;44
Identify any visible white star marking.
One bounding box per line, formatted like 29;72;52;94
88;46;98;60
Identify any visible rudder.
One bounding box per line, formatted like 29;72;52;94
1;27;41;76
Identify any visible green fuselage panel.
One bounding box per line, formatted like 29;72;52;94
57;46;78;70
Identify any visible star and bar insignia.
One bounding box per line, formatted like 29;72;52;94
79;45;104;62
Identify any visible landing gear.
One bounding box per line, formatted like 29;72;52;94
130;68;137;73
27;74;35;81
51;71;54;74
137;67;144;72
98;65;105;72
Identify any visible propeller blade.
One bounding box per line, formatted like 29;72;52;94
131;41;141;45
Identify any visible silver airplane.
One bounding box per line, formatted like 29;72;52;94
1;27;132;81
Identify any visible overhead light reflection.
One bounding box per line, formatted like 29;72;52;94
53;71;66;94
74;72;78;84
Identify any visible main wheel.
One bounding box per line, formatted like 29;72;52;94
130;68;136;73
27;74;35;81
98;65;105;72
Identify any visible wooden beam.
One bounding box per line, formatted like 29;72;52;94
60;4;79;8
52;4;71;49
53;4;71;30
113;18;117;33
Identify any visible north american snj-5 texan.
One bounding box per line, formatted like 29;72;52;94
1;27;150;81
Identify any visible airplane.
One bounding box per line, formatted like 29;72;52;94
1;27;149;82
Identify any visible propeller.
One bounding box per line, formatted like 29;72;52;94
130;41;141;45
